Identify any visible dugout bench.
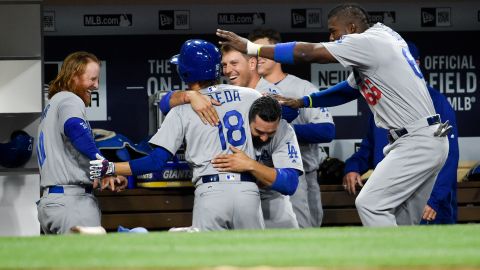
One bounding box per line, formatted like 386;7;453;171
95;181;480;230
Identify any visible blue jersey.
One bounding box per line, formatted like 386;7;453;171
345;86;459;224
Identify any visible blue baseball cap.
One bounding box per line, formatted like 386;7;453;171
407;41;420;60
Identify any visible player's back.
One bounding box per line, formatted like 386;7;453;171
154;84;261;186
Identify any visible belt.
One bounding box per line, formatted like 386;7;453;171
45;185;93;195
388;114;441;143
201;173;256;184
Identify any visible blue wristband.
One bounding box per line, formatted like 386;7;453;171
302;96;311;108
273;42;296;64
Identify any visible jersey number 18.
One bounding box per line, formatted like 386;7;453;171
217;110;246;150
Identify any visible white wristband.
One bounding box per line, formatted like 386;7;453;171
246;41;261;56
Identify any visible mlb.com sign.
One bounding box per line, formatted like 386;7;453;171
84;14;132;27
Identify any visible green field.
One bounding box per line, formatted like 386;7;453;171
1;224;479;269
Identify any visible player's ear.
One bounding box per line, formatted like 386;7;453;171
248;56;257;71
349;23;356;34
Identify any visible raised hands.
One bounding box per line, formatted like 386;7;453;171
216;29;250;54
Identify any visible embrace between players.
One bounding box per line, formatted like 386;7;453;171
37;3;455;234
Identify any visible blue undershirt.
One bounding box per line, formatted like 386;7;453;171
129;147;173;176
271;168;300;195
303;80;361;108
64;117;101;160
159;91;174;115
293;122;335;144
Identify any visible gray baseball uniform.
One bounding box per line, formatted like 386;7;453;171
322;23;448;226
258;76;334;227
36;91;99;234
149;84;264;231
255;119;304;228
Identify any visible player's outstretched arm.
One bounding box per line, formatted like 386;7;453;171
89;147;173;179
159;90;220;125
216;29;336;64
273;95;305;109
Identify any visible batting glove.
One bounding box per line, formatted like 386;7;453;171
434;120;452;137
89;155;115;181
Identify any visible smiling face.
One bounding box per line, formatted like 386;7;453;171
221;49;258;88
72;61;100;106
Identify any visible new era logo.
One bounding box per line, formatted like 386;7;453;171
291;10;306;27
159;10;190;30
421;7;451;27
291;9;322;28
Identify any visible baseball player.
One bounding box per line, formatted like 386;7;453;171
343;42;459;224
216;3;450;226
220;46;305;228
36;51;127;234
91;40;272;231
249;28;335;228
164;44;302;228
211;97;304;228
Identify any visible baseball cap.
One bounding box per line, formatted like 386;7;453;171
407;41;420;60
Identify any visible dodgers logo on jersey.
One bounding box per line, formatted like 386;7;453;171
286;142;298;163
268;88;278;94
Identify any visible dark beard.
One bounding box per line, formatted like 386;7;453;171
252;135;271;148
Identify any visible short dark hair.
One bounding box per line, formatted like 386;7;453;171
328;3;370;27
248;28;282;44
249;96;282;123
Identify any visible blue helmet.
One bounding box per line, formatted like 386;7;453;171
0;130;34;168
170;39;221;83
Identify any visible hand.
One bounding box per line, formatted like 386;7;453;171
89;158;115;181
187;91;220;126
98;175;128;192
422;204;437;222
211;146;253;172
272;94;304;109
342;172;364;195
216;29;249;54
434;120;452;137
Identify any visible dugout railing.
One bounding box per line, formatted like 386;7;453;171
95;181;480;230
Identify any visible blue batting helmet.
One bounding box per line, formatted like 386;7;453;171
0;130;34;168
170;39;221;83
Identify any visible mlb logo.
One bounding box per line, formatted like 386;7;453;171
226;174;236;181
